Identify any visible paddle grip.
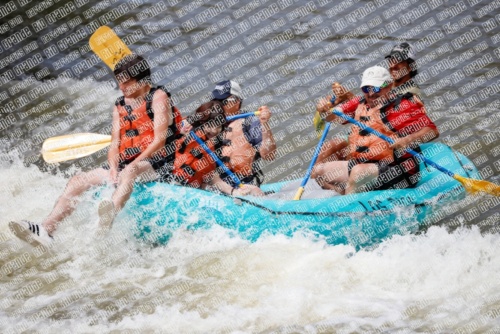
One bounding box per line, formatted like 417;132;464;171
293;187;305;201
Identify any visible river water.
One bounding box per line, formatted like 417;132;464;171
0;0;499;332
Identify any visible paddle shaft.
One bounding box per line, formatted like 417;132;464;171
189;131;241;188
294;122;331;200
331;110;455;178
302;122;332;187
226;111;259;122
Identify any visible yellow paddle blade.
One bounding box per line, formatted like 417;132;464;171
313;111;326;138
42;133;111;163
89;26;132;69
454;174;500;197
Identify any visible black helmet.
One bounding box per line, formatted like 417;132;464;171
385;42;417;77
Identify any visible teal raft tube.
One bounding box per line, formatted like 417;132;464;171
117;143;480;248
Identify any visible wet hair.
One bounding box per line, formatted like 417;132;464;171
187;100;227;131
113;54;151;84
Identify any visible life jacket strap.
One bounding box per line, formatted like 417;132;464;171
124;147;141;157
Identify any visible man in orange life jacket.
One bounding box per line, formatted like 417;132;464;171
10;54;182;246
312;66;439;194
209;80;276;187
316;42;422;165
174;101;263;197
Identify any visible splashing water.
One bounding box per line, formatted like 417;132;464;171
1;160;499;333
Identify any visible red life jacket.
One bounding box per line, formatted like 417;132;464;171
116;86;182;164
381;92;429;175
172;131;217;188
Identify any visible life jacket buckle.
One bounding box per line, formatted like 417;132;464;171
123;115;137;122
358;129;370;136
180;164;195;176
190;148;203;159
355;146;369;153
125;129;139;137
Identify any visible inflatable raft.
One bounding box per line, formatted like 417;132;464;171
117;143;480;248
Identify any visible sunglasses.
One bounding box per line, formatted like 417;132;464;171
361;82;389;94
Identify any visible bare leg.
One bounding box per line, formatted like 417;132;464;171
316;178;347;194
312;161;349;194
112;161;159;211
42;168;110;235
96;161;160;234
346;163;379;194
316;138;349;165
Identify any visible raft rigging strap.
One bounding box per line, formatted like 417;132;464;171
220;193;429;218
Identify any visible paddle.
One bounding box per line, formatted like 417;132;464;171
293;123;331;200
330;109;500;197
313;110;326;136
189;131;242;188
89;26;132;69
313;83;356;137
41;26;126;163
41;113;260;163
42;133;112;163
43;27;260;164
226;111;260;121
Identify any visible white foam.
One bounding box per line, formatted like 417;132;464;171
1;161;499;333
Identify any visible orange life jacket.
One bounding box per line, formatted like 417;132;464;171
172;131;217;188
347;102;396;164
116;86;182;164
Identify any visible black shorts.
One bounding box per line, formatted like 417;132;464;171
102;157;173;182
347;156;420;191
